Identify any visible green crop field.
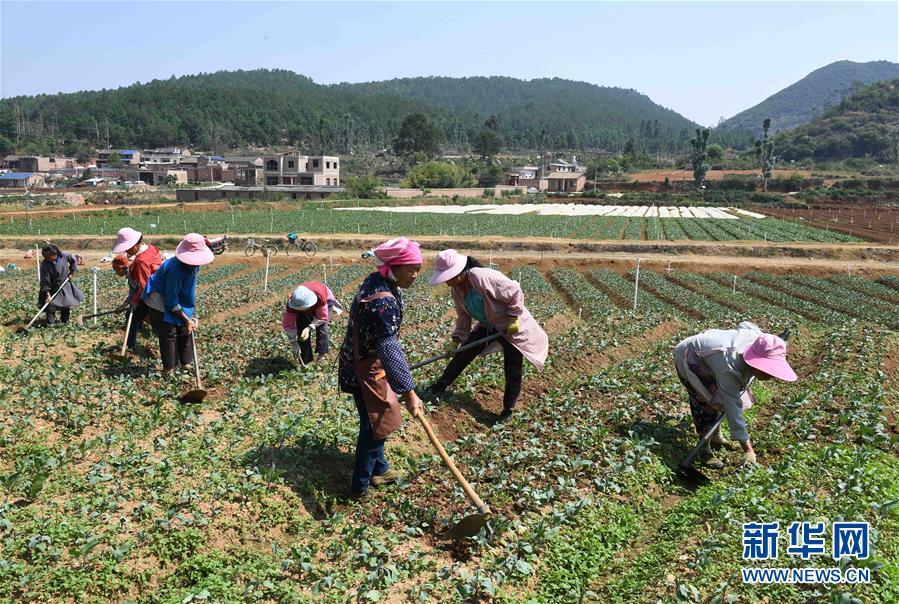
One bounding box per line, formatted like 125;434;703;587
0;206;860;243
0;256;896;603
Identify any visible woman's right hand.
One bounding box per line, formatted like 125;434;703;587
402;390;423;416
184;316;197;334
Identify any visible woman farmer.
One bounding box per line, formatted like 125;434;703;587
673;322;797;468
427;250;548;419
112;228;163;352
141;233;214;375
38;244;85;325
337;237;424;500
282;281;344;365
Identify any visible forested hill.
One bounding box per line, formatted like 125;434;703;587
331;76;698;148
722;60;899;134
0;69;698;156
775;78;899;161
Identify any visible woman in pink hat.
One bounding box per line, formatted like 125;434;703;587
427;249;549;420
337;237;425;500
673;322;797;468
112;227;163;352
141;233;214;375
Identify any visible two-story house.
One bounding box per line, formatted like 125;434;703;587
263;153;340;186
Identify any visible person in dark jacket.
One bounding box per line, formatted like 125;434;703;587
338;237;424;500
38;245;84;325
141;233;214;375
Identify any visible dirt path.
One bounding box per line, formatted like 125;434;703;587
3;239;898;276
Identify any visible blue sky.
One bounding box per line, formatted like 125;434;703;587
1;1;896;125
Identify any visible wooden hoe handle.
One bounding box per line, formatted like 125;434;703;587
414;410;491;515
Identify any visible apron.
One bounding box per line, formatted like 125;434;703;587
352;291;403;440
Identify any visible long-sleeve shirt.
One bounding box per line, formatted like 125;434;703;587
128;244;163;304
281;281;338;330
338;272;414;395
673;321;762;442
38;252;83;309
141;257;199;326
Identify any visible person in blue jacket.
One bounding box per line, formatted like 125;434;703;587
142;233;214;374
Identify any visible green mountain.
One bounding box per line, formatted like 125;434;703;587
0;70;698;156
722;60;899;133
775;78;899;161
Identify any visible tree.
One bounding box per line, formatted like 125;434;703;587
346;175;386;199
402;161;475;189
623;138;637;159
473;116;504;160
690;128;710;190
755;118;775;192
393;113;441;158
707;144;725;162
107;151;123;167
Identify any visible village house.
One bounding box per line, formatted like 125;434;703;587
224;155;264;186
263;153;340;186
0;172;46;188
502;165;543;189
16;156;76;172
544;157;586;193
141;148;188;164
96;149;141;168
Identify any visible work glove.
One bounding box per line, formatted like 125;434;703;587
505;317;521;335
444;339;460;353
300;327;312;342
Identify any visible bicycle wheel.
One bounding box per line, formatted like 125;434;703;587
302;241;317;257
265;246;279;257
244;245;256;257
285;242;300;256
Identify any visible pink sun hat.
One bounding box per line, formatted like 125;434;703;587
112;227;142;254
429;249;467;286
175;233;215;266
743;333;797;382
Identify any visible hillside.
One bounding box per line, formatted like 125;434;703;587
0;70;697;157
332;76;698;149
775;78;899;161
722;60;899;133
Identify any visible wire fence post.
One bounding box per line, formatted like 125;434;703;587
632;257;642;312
733;275;737;294
264;250;271;293
91;267;99;325
323;264;328;287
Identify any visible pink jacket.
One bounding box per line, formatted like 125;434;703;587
281;283;337;331
451;267;549;371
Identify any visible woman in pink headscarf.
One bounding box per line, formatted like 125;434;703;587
427;249;549;420
338;238;425;500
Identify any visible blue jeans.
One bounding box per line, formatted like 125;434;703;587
351;391;389;494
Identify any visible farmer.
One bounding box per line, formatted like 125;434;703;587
282;281;344;365
337;237;424;500
141;233;214;375
427;250;549;420
673;322;797;468
112;228;163;352
38;244;85;325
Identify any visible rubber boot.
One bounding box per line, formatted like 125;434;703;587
699;444;724;469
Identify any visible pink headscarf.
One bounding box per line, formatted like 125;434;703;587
373;237;423;278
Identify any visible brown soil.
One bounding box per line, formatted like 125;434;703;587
761;206;899;244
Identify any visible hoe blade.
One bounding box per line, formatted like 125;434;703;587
179;389;207;404
442;513;489;540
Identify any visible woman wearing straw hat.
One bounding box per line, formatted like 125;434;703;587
141;233;214;375
673;322;797;468
337;237;424;500
282;281;344;365
112;227;163;352
427;249;549;420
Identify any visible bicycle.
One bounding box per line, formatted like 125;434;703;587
244;238;278;257
285;233;317;257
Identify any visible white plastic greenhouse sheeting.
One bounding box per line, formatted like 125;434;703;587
731;208;768;219
337;204;747;219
